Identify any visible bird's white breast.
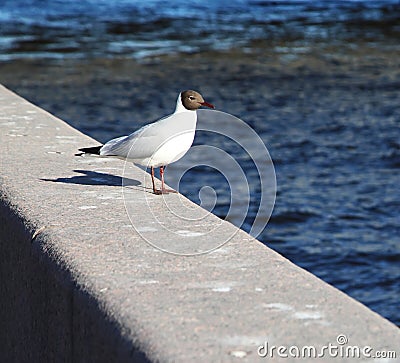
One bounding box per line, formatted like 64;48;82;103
144;129;196;167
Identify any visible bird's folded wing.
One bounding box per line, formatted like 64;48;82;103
99;135;129;156
99;112;195;161
100;124;167;160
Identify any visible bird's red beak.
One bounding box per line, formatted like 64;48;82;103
201;101;215;109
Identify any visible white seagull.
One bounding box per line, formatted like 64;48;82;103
76;90;214;194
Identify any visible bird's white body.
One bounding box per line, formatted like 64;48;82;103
78;89;213;194
99;93;197;168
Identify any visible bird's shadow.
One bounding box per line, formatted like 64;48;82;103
41;169;141;187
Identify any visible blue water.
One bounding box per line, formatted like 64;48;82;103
0;0;399;327
0;0;399;60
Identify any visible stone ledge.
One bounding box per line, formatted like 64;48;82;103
0;84;398;362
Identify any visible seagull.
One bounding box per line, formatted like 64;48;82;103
76;90;214;194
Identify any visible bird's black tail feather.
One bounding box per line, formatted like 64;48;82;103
75;145;102;156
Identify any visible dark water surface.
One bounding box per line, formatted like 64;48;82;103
0;1;399;327
1;0;399;60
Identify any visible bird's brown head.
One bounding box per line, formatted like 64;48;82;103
181;90;214;110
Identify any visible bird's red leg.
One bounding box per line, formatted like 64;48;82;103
151;166;161;194
160;166;165;191
160;166;177;194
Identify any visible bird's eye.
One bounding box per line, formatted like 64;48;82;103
188;96;195;101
